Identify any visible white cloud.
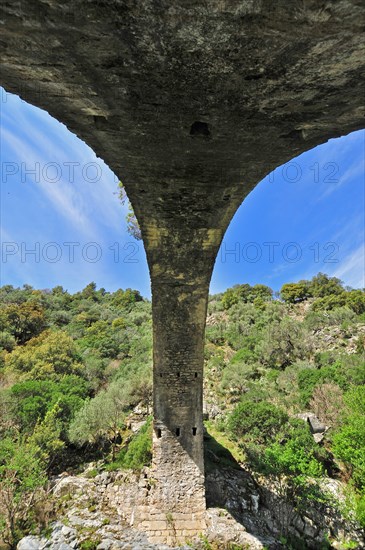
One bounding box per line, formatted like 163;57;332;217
1;104;126;242
329;245;365;289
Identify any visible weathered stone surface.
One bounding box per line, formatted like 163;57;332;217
37;468;365;549
53;476;93;498
206;509;268;550
1;1;364;543
17;536;48;550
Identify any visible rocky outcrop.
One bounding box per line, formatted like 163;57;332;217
17;463;364;550
17;467;278;549
2;2;364;542
258;475;365;549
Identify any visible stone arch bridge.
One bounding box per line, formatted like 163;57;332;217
1;0;364;544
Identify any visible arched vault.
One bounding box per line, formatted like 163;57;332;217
1;1;364;544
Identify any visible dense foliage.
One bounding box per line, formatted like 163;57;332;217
0;274;364;544
206;273;365;530
0;283;151;544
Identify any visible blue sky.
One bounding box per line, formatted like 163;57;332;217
0;88;364;298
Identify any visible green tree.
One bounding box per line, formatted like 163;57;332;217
29;402;65;467
260;420;324;478
5;330;82;379
113;417;152;470
228;401;288;444
251;284;273;301
280;281;311;303
246;419;327;536
222;288;239;310
257;318;311;369
79;320;121;358
118;182;142;240
346;290;365;315
0;301;46;344
0;331;16;352
79;282;99;301
10;376;89;433
309;272;344;297
68;379;133;458
221;362;258;395
0;438;47;546
311;293;347;311
111;288;143;310
222;284;273;310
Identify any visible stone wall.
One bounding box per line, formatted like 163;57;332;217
1;1;364;543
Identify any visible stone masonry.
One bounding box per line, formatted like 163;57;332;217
1;0;364;544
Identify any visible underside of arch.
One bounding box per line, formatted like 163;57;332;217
1;0;364;544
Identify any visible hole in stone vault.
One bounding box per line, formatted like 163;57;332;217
194;372;198;378
190;121;210;137
177;372;180;377
192;427;197;436
157;428;162;438
176;428;181;437
93;115;108;129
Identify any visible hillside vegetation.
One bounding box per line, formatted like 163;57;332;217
0;275;364;546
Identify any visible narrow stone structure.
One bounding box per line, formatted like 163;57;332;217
138;226;224;543
0;0;364;544
146;281;207;544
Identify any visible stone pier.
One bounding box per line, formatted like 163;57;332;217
137;228;222;543
0;0;364;544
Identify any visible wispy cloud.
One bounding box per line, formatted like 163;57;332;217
1;89;150;294
318;161;364;200
329;244;365;289
1;103;126;242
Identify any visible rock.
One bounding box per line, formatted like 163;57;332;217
22;467;363;550
17;537;48;550
67;515;85;527
61;526;76;539
96;541;114;550
97;472;111;486
313;432;325;443
206;508;271;549
302;517;318;539
307;415;326;434
53;476;92;498
203;402;222;420
129;420;147;433
1;1;364;545
251;494;260;513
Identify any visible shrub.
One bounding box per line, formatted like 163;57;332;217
0;438;47;546
332;386;365;490
10;376;90;433
228;401;288;444
111;417;152;470
5;330;83;379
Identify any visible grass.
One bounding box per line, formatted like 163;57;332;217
204;420;245;470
